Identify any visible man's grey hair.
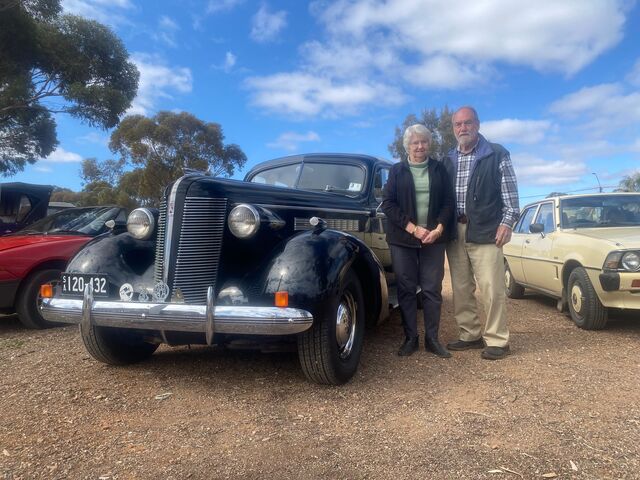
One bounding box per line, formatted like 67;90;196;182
402;124;433;153
453;106;480;123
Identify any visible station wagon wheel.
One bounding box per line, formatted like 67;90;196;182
504;262;525;299
298;270;365;385
567;267;608;330
15;268;61;329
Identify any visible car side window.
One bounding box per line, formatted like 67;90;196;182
535;202;555;233
515;206;537;233
373;167;389;202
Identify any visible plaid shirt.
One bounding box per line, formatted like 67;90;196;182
455;139;519;229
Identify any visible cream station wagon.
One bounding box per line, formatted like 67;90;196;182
503;193;640;330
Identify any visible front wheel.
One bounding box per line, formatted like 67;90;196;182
298;270;365;385
81;325;159;365
567;267;608;330
504;262;525;299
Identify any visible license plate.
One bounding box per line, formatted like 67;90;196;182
61;273;109;297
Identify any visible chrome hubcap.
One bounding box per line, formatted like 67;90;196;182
335;290;357;359
571;284;583;313
504;269;511;289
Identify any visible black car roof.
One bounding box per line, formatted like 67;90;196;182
244;153;394;180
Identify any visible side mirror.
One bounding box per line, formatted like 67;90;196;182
529;223;544;234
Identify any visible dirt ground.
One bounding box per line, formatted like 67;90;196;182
1;271;639;480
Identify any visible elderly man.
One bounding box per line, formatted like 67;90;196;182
443;106;519;360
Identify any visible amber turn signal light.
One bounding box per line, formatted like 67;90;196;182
40;284;53;298
274;291;288;307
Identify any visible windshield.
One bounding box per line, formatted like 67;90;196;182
560;195;640;228
16;207;123;235
249;162;366;196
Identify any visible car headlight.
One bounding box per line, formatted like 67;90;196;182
228;204;260;238
621;252;640;271
127;208;155;240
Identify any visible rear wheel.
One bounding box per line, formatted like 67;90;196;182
568;267;608;330
15;269;61;329
298;270;365;385
504;262;525;299
81;325;159;365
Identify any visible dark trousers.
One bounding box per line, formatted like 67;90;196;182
390;243;446;340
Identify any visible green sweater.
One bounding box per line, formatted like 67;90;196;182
409;160;430;226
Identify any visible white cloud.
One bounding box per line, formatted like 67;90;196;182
155;16;180;47
245;73;407;117
267;131;320;151
77;132;108;146
41;147;83;163
512;153;588;186
481;119;552;145
223;52;236;72
315;0;627;75
34;166;53;173
129;54;193;115
246;0;631;117
549;83;640;133
207;0;244;14
251;5;287;43
62;0;134;26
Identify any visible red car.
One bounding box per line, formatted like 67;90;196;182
0;206;127;328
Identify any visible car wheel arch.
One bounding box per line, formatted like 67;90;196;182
559;259;584;311
14;259;68;307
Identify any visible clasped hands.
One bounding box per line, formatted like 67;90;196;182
409;224;442;244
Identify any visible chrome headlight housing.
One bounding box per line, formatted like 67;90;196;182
228;204;260;238
127;208;155;240
621;252;640;271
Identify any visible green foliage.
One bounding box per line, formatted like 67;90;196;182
106;111;247;205
0;0;139;175
388;106;457;161
618;172;640;192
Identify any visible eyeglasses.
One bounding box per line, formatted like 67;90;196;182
454;120;476;128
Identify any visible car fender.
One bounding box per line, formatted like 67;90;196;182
66;233;156;293
261;228;387;326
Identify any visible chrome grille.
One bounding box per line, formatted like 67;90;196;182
173;197;227;303
154;200;167;284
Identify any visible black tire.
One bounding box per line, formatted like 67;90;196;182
15;269;61;329
567;267;608;330
81;325;159;365
298;270;365;385
504;262;525;299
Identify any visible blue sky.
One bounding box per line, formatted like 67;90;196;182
6;0;640;204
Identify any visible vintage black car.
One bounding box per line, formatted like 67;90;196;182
0;182;54;235
41;154;394;384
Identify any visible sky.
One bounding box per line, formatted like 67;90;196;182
6;0;640;204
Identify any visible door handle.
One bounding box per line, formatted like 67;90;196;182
525;239;530;244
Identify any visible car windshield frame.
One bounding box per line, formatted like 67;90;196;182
15;207;122;236
248;160;368;198
560;195;640;229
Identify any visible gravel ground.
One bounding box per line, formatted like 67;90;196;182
1;272;639;480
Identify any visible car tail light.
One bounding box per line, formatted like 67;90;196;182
40;284;53;298
275;291;288;307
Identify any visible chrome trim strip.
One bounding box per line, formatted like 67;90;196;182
205;286;215;345
254;204;369;215
41;297;314;336
377;268;389;324
164;176;189;284
80;283;93;335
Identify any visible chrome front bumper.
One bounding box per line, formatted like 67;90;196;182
41;286;313;344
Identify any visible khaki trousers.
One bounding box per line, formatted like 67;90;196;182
446;222;509;347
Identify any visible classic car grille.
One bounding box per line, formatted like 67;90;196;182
294;217;360;232
153;200;167;284
172;197;227;303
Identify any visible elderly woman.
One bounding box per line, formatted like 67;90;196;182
382;124;455;357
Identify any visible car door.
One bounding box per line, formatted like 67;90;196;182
505;204;538;282
366;166;391;268
521;201;561;294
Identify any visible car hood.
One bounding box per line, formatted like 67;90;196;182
0;234;88;253
569;228;640;249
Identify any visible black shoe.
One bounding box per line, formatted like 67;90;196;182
446;338;484;351
425;338;452;358
398;336;419;356
481;345;510;360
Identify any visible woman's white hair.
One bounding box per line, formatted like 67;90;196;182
402;124;433;154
